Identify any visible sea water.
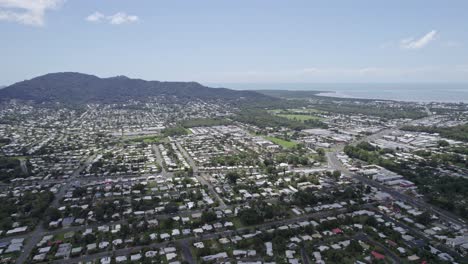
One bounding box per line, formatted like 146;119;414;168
213;83;468;103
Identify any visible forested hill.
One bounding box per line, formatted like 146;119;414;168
255;89;324;99
0;72;273;104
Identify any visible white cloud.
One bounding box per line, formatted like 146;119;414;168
108;12;138;25
0;0;64;26
400;30;437;50
85;11;104;22
85;11;139;25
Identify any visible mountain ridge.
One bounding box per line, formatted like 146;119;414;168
0;72;272;104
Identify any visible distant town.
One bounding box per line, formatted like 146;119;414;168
0;76;467;264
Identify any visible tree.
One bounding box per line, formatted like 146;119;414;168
365;185;372;194
348;240;363;253
160;218;175;230
437;140;449;147
83;233;96;244
317;148;325;156
292;190;317;206
416;211;432;225
226;172;239;184
332;170;341;180
164;202;179;214
120;224;131;237
238;208;264;225
201;211;217;223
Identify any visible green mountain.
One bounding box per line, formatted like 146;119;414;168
0;72;272;104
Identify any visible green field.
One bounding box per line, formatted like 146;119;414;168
268;108;322;114
277;114;323;122
289;108;322;113
264;136;298;148
266;109;283;114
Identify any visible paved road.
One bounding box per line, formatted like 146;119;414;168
152;144;167;175
354;232;400;264
53;207;352;263
7;171;168;189
300;247;311;264
424;106;433;116
19;159;28;175
373;207;463;260
175;141;227;208
327;150;466;229
178;239;195;264
326;117;467;229
350;115;438;147
15;154;96;264
3;203;226;251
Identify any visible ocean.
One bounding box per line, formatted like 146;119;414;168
209;83;468;103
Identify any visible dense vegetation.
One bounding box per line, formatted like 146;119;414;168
181;118;232;128
0;72;272;103
345;142;468;219
0;191;54;230
0;138;11;146
413;149;467;169
233;108;329;131
257;89;428;119
313;103;427;119
0;157;26;182
401;123;468;142
238;201;285;225
255;89;323;99
209;152;259;167
238;97;309;110
125;135;162;144
161;126;189;137
292;184;362;208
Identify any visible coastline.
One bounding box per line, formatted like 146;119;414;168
315;91;468;104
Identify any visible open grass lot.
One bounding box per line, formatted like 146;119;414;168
268;108;323;114
266;109;283;114
267;108;322;114
289;108;322;113
264;136;298;148
277;114;323;122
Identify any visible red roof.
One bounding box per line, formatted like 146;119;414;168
48;240;62;246
371;251;385;260
332;228;343;234
386;239;397;247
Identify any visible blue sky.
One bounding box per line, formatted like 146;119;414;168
1;0;467;85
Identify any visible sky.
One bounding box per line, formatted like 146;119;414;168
1;0;468;86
